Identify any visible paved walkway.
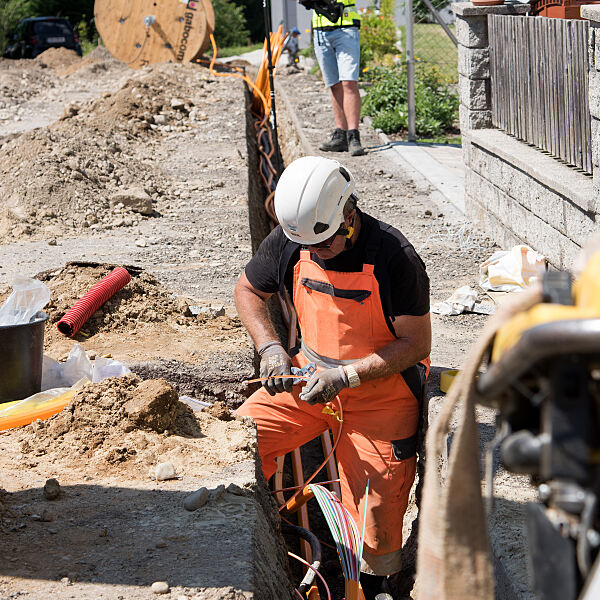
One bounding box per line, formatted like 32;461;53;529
379;137;465;214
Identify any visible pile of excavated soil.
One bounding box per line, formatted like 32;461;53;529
35;47;81;70
17;376;253;478
0;262;252;378
0;61;56;108
55;46;122;78
37;262;199;335
0;63;217;241
27;262;248;364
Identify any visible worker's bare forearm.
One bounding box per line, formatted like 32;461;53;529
234;273;280;349
352;337;429;383
352;313;431;383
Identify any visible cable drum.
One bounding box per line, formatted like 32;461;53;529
94;0;214;69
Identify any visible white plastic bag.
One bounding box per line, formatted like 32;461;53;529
432;285;478;316
480;245;546;292
92;357;131;382
41;344;92;390
0;276;50;326
41;343;131;389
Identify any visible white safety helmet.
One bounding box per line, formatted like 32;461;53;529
274;156;356;245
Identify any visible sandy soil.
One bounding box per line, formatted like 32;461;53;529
0;47;535;599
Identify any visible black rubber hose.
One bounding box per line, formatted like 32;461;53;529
282;522;322;596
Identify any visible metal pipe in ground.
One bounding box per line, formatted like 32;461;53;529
405;0;416;142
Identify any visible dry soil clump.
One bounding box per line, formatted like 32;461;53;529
18;375;248;477
35;47;81;70
38;262;199;335
29;261;245;354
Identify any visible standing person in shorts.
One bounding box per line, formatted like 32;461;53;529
300;0;366;156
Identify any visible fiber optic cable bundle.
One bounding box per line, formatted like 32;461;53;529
308;482;369;600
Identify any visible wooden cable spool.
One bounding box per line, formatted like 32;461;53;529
94;0;214;69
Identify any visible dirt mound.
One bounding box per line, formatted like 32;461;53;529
56;46;126;78
18;375;254;476
0;62;216;241
35;262;237;337
86;46;115;61
0;62;56;111
19;376;201;463
36;47;81;69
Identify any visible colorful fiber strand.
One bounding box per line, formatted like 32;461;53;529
308;482;369;584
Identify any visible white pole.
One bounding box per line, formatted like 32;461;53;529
405;0;416;142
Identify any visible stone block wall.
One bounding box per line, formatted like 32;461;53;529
453;2;599;270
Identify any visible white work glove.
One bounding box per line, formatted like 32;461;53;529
299;366;348;405
257;340;293;396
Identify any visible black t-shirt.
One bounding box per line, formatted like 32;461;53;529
245;211;430;332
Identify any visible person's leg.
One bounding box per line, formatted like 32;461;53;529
333;379;419;581
330;82;348;130
341;80;361;130
236;385;329;480
333;28;366;155
313;29;348;151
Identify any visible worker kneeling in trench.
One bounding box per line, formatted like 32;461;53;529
234;156;431;599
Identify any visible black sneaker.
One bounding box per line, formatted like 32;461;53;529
319;128;348;152
347;129;366;156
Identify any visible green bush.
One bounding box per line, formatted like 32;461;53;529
361;63;458;137
212;0;249;48
0;0;28;54
360;5;397;67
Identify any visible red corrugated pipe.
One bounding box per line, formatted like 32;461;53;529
56;267;131;337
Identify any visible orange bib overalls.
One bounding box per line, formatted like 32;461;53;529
237;241;428;575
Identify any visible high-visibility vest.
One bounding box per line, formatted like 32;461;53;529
312;0;361;29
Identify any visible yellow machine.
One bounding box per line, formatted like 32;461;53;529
476;250;600;600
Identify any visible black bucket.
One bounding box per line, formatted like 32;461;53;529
0;311;48;403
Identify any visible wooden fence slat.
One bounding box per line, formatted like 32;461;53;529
542;18;550;151
536;18;544;150
580;22;591;173
561;19;567;164
576;22;583;169
569;20;575;167
487;14;591;173
526;17;533;144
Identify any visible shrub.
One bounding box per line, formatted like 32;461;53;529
212;0;249;49
360;2;397;67
361;63;458;137
0;0;28;55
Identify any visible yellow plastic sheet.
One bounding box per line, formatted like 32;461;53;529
0;378;88;431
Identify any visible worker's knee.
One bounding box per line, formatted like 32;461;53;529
341;79;359;93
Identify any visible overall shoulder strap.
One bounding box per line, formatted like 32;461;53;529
364;217;382;266
278;241;300;297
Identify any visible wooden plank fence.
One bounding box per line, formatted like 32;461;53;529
489;14;592;174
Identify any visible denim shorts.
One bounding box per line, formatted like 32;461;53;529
313;27;360;88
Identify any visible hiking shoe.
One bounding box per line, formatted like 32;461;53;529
347;129;366;156
319;128;348;152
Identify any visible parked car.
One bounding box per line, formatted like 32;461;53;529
3;17;82;59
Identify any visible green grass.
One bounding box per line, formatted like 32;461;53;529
417;135;461;145
212;42;263;58
398;23;458;83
